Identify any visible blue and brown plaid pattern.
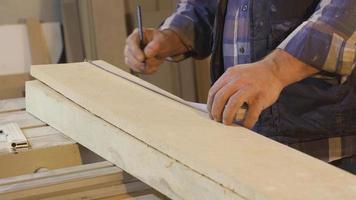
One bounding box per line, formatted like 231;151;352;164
222;0;251;69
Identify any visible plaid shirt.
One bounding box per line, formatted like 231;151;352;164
161;0;356;162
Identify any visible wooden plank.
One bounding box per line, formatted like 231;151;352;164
0;126;74;153
60;0;85;62
22;125;60;138
122;194;162;200
91;0;130;72
0;110;44;129
27;61;356;200
0;98;25;113
0;161;113;185
41;181;151;200
26;18;52;65
0;73;32;100
0;143;81;179
100;190;164;200
78;0;97;60
26;80;244;200
0;166;121;194
0;161;149;200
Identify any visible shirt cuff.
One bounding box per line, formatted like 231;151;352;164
160;14;195;52
160;13;211;60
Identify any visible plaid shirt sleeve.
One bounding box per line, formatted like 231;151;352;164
160;0;217;59
278;0;356;76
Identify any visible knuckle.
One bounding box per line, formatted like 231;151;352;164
208;90;214;98
224;102;234;111
214;95;223;105
208;90;216;100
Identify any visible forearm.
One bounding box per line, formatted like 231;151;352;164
278;0;356;76
263;49;319;88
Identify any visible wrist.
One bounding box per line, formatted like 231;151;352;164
263;49;319;88
161;29;189;56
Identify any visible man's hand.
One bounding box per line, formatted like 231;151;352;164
207;49;319;128
124;28;188;74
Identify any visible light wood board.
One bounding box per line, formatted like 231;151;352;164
26;80;245;200
26;18;52;65
0;74;31;100
27;61;356;200
0;161;152;200
0;98;25;113
60;0;85;62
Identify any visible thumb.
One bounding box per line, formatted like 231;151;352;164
144;29;168;59
144;39;161;59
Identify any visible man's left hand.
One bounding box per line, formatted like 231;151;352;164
207;49;319;128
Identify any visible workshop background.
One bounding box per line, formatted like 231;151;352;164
0;0;211;103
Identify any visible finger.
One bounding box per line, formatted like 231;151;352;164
207;75;231;116
126;29;146;62
125;47;145;71
243;100;263;129
211;82;242;122
144;40;161;59
125;57;140;72
144;29;170;58
222;89;250;125
143;57;163;74
126;56;146;73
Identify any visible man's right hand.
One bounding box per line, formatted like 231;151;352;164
124;28;188;74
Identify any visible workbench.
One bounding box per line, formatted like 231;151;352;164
0;97;166;200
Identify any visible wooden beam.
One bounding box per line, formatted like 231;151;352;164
0;74;32;100
26;80;244;200
26;18;52;65
60;0;85;62
27;61;356;200
0;110;44;129
0;98;25;113
0;161;151;200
